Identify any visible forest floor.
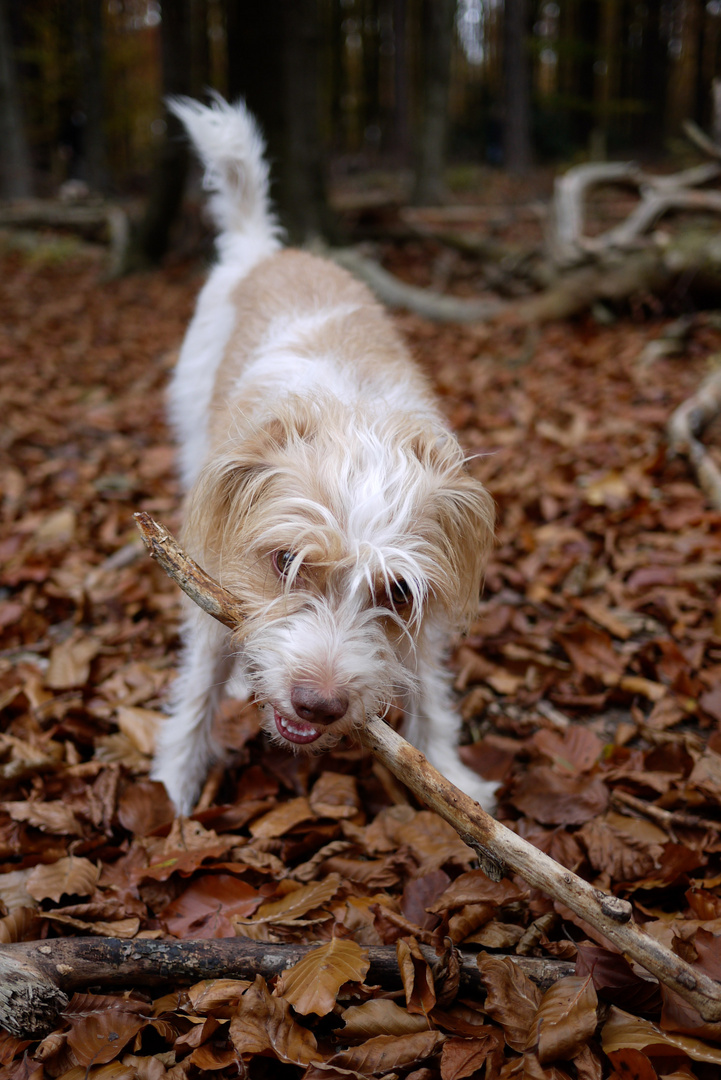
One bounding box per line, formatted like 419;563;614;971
1;227;721;1080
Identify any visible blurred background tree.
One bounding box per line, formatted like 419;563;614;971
2;0;720;261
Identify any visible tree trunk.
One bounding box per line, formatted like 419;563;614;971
412;0;454;205
0;0;33;198
281;0;334;242
667;0;703;134
638;1;667;155
226;0;334;244
189;0;210;97
502;0;532;174
392;0;411;163
78;0;108;192
122;0;191;269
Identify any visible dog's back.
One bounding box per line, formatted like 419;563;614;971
207;249;439;456
167;94;442;492
166;95;282;488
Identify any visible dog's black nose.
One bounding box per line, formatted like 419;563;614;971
291;686;349;726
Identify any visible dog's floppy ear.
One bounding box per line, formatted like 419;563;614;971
182;405;319;573
433;470;495;623
414;434;495;625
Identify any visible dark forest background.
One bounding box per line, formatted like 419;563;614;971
2;1;721;258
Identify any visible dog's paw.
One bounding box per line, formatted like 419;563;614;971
150;760;199;817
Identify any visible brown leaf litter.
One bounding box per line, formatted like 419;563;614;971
1;243;721;1078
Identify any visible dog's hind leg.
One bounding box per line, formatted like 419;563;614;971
151;605;236;815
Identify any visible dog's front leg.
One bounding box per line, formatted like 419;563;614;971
403;661;499;812
151;605;236;815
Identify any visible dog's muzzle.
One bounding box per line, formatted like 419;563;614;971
273;687;349;745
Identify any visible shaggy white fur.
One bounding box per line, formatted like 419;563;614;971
151;95;497;815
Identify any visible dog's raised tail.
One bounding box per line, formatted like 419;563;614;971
167;93;278;242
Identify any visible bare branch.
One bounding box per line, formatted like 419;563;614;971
668;367;721;510
0;938;573;1039
330;246;505;323
683;119;721;162
551;162;640;264
550;159;721;265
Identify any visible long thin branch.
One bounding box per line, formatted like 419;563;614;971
0;938;572;1039
134;514;721;1023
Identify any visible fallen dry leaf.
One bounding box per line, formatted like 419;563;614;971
279;938;370;1016
327;1030;445;1074
341;998;430;1039
45;634;100;690
526;975;599;1065
26;856;100;903
601;1006;721;1065
229;975;322;1065
397;935;436;1015
476;953;541;1052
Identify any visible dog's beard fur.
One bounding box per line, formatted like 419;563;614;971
150;94;498;816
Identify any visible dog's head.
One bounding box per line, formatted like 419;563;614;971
183;396;494;750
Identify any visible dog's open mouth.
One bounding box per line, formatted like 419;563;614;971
273;708;323;744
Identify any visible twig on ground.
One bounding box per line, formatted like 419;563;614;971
132;513;721;1023
612;788;721;834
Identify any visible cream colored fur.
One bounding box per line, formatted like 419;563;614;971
152;95;497;815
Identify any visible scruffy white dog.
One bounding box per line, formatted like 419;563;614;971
151;95;497;816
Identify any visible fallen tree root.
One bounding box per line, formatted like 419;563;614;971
331;247;506;323
132;513;721;1024
0;937;573;1038
667;366;721;509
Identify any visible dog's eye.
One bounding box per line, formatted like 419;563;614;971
387;578;412;608
273;550;295;577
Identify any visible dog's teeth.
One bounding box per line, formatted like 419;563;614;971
273;707;321;744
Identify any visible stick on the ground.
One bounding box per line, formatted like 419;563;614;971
133;513;721;1023
0;938;572;1039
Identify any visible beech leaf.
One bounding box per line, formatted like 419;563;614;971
440;1034;502;1080
26;856;100;903
238;873;342;925
477;953;541;1052
309;771;360;818
229;975;322;1065
341;999;430;1039
65;1000;147;1067
602;1005;721;1065
248;796;315;838
526;974;598;1065
328;1030;444;1074
279;938;370;1015
397;935;436;1015
2;800;84;836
